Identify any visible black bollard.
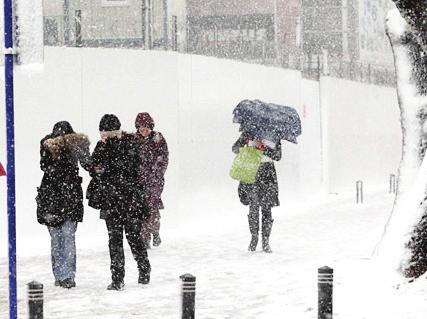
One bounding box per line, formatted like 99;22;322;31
27;281;43;319
180;274;196;319
318;266;333;319
356;180;363;204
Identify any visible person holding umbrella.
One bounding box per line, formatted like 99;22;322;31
231;99;301;253
232;132;281;253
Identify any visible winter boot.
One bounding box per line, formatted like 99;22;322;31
107;281;125;291
152;234;161;247
262;216;274;253
60;278;76;289
138;272;150;285
247;214;259;252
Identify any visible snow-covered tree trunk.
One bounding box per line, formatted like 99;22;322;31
379;3;427;279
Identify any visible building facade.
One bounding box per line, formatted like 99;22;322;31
43;0;187;51
186;0;302;64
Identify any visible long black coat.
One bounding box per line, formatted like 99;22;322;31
232;133;282;208
36;133;91;227
86;132;147;221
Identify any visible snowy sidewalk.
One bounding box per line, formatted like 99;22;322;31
2;191;423;319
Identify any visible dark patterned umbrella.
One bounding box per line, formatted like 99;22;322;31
233;99;302;144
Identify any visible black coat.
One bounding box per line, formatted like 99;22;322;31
232;133;281;208
86;132;147;221
36;133;91;227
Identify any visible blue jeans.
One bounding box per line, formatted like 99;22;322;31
48;220;77;281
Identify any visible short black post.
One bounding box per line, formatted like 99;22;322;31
318;266;333;319
389;174;396;194
180;274;196;319
356;180;363;204
28;281;43;319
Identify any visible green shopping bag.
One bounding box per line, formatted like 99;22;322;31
229;147;263;184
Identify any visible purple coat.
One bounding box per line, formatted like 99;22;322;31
136;131;169;211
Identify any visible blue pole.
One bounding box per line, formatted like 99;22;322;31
4;0;17;317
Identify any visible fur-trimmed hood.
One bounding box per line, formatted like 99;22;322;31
44;133;90;158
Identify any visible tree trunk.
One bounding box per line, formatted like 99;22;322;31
379;2;427;279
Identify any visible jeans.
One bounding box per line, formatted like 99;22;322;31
48;220;77;281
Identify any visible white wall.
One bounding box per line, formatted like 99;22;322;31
0;47;400;255
320;76;402;193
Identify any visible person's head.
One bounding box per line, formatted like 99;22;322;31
99;114;121;141
135;112;154;137
52;121;74;137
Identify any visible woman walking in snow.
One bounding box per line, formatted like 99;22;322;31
232;132;282;253
134;112;169;248
87;114;151;290
36;121;91;288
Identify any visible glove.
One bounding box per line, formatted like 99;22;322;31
257;143;266;151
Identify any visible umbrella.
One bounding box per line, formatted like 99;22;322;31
233;99;302;144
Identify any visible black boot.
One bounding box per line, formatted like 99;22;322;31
247;213;259;251
60;278;76;289
107;281;125;291
138;272;150;285
262;216;273;253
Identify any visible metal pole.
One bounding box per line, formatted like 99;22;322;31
147;0;152;49
28;281;43;319
172;15;178;51
180;274;196;319
273;0;279;64
4;0;17;317
141;0;146;48
75;10;82;47
63;0;70;45
318;266;333;319
356;180;363;204
163;0;168;49
389;174;396;194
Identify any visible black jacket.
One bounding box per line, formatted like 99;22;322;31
232;133;282;208
86;132;147;221
36;132;91;227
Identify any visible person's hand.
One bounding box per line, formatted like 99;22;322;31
94;165;104;174
254;139;266;151
241;132;254;140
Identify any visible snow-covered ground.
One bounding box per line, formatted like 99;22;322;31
2;189;425;319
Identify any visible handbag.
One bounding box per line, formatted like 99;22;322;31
229;147;263;184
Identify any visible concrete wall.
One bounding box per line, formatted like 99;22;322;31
320;76;401;192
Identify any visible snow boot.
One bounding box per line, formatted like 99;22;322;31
262;216;273;253
60;278;76;289
248;214;259;251
107;281;125;291
152;234;161;247
138;272;150;285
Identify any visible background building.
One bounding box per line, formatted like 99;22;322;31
43;0;187;51
186;0;301;64
42;0;396;86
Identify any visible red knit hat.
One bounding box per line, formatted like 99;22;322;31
135;112;154;130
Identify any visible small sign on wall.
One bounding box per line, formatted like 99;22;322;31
101;0;130;7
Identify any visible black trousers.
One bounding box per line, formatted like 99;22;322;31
105;217;151;283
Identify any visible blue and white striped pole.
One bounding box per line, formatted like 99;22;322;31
3;0;17;317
